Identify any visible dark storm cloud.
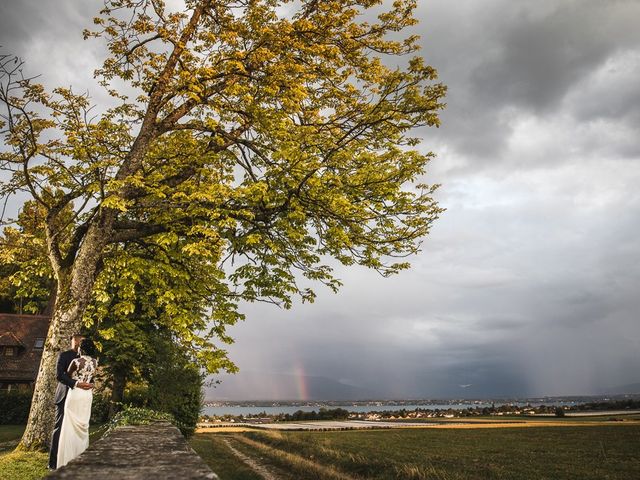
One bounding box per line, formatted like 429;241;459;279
566;49;640;135
469;1;640;112
0;1;99;55
415;0;640;162
0;0;110;106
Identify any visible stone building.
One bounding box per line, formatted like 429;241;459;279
0;313;50;391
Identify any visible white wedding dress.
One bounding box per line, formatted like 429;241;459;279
57;355;97;468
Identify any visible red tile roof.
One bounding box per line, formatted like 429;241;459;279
0;314;51;383
0;331;25;346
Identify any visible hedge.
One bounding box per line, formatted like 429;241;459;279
0;390;111;425
0;390;32;424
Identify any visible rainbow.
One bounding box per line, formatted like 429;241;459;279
293;362;309;401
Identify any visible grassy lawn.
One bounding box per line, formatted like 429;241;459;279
0;450;50;480
194;423;640;480
0;425;48;480
0;424;107;480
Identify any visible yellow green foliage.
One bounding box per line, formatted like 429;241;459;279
1;0;446;376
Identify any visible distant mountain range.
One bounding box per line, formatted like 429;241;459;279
598;382;640;395
204;371;640;401
205;371;375;401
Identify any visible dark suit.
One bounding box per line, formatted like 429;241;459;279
48;349;78;469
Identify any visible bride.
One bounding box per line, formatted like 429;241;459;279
57;338;98;468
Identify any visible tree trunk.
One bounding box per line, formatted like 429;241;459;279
17;289;84;450
18;221;111;451
43;281;57;316
108;369;126;419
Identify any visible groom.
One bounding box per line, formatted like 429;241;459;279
48;333;93;469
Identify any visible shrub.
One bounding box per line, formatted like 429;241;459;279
122;382;150;407
90;392;111;424
0;390;32;424
109;405;174;427
0;388;111;425
99;405;175;437
146;357;203;437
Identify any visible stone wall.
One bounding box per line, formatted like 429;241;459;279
46;421;218;479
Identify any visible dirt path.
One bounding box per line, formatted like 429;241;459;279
222;437;282;480
234;435;358;480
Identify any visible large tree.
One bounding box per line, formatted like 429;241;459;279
0;0;445;450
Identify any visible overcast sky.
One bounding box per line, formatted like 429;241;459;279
2;0;639;400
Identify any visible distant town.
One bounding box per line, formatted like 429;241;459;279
201;394;640;423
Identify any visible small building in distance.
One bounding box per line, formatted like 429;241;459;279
0;313;50;391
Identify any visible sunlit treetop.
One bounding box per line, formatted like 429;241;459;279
0;0;446;311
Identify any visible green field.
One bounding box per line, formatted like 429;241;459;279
4;421;640;479
191;423;640;480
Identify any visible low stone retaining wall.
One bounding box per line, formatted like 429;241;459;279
46;421;218;479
